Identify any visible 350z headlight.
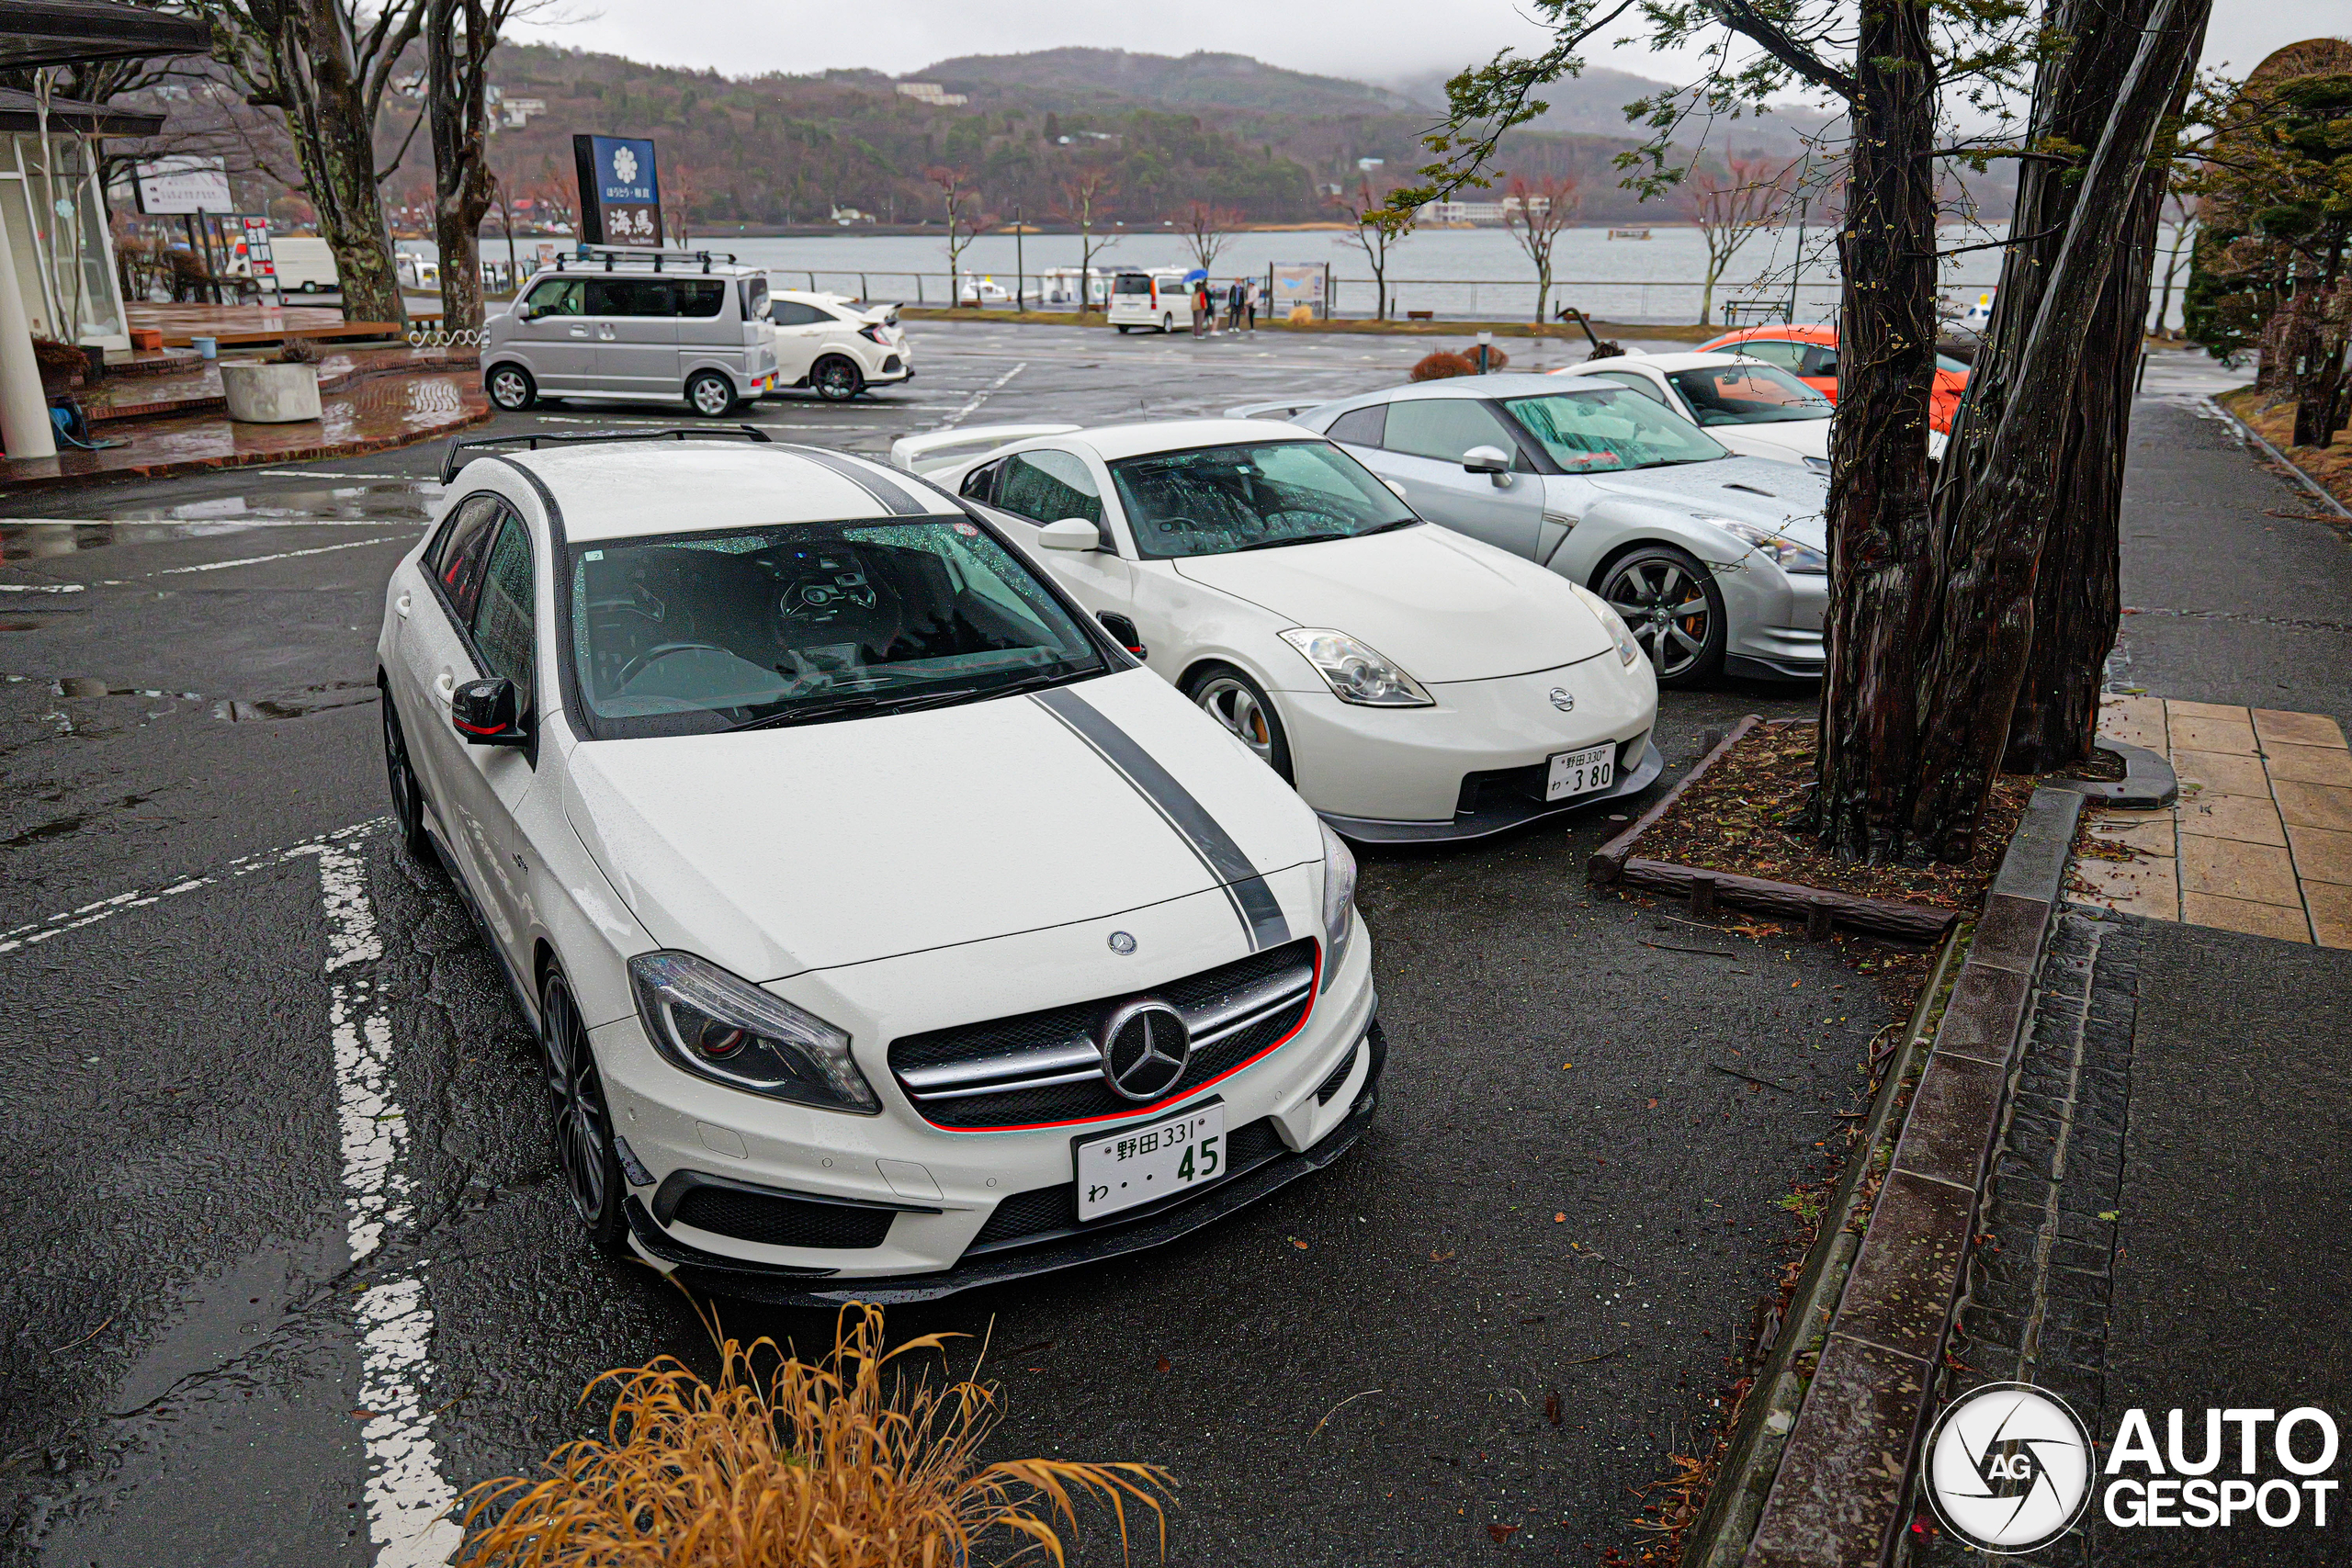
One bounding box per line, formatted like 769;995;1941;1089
628;951;879;1112
1281;627;1433;706
1319;820;1358;987
1703;515;1828;576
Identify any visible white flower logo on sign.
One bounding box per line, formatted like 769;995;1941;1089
612;146;638;185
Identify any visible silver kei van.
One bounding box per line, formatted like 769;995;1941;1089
481;248;781;416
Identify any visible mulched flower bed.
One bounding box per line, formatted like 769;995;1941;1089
1614;719;2034;916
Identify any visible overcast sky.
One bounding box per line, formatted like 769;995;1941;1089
513;1;2345;100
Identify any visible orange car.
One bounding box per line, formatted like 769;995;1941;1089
1696;324;1971;434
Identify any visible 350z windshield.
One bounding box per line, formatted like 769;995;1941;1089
567;519;1105;739
1109;440;1419;559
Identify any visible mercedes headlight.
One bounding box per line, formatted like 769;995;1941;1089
628;951;879;1112
1703;515;1828;576
1281;627;1433;706
1318;820;1358;984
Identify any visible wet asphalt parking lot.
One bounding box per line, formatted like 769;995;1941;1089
0;319;2065;1565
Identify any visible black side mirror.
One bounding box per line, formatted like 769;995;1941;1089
451;676;528;746
1097;613;1148;660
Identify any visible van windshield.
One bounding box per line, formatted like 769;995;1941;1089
567;520;1105;739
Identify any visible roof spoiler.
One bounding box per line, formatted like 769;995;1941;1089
438;425;770;484
888;423;1082;476
1222;400;1324;423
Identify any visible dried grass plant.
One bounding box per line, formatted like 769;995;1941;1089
458;1302;1172;1568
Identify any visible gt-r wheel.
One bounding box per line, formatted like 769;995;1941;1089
1184;665;1294;782
380;684;434;860
685;370;739;417
540;967;627;1254
1600;544;1726;687
812;355;864;401
485;363;536;412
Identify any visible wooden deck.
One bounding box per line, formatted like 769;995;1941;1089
125;303;403;347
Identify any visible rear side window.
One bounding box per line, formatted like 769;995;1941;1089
470;515;536;704
428;494;503;624
675;280;727;318
771;300;829;326
1382;399;1521;466
742;276;770;321
1325;404;1386;446
1724;337;1806;372
1799;344;1839;378
584;278;680;317
958;461;998;503
993;450;1104;527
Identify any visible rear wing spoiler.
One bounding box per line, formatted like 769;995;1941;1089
1222;400;1322;424
888;423;1082;476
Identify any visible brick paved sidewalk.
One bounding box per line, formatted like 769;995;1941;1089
2075;694;2352;947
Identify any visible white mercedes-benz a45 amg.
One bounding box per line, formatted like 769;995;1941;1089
377;431;1380;1302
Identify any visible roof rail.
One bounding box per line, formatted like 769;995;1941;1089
548;243;743;275
439;424;770;484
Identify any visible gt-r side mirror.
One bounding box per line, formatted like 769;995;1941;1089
1461;445;1513;478
451;676;529;746
1037;517;1102;552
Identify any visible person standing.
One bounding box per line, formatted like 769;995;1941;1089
1226;277;1245;333
1243;276;1258;333
1193;277;1212;337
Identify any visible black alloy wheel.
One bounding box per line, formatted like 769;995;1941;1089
540;968;628;1253
1600;544;1727;687
485;363;536;412
380;686;433;859
811;355;864;401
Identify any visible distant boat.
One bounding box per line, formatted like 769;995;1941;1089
1609;228;1652;240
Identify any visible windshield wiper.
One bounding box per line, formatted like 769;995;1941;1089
1232;531;1353;552
721;693;903;733
720;667;1096;732
1362;517;1422;535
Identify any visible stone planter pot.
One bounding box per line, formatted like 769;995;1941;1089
220;361;322;423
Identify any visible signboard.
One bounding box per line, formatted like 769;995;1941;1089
572;134;661;247
239;215;282;303
133;155;232;215
1270;263;1327;318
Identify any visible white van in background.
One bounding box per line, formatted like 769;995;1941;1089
1108;269;1198;334
270;237;339;294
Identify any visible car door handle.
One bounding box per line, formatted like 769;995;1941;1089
568;326;589;337
395;591;412;618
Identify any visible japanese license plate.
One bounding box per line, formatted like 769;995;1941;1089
1075;1102;1227;1221
1546;742;1615;802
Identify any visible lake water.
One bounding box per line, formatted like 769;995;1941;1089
453;223;2194;327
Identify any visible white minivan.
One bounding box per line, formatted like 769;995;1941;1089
1108;269;1199;334
482;250;781;416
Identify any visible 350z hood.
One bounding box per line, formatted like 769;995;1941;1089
1578;457;1827;548
1171;524;1612;683
562;669;1320;983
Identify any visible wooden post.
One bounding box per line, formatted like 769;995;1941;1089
1690;873;1717;918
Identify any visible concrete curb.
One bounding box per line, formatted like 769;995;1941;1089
1728;786;2086;1568
2204;394;2352;525
2039;739;2177;810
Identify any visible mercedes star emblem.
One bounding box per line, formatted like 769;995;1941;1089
1107;931;1137;955
1099;999;1192;1101
1548;687;1576;712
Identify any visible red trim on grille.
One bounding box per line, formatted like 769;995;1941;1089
910;941;1322;1134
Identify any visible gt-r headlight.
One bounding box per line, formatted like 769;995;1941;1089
1281;627;1433;706
628;951;879;1113
1702;515;1828;576
1318;820;1358;985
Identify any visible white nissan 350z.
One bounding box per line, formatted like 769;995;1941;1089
377;432;1379;1302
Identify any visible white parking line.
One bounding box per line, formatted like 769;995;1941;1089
149;536;413;575
934;362;1027;430
0;823;378;956
298;835;463;1568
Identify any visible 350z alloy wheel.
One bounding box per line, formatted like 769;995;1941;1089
539;969;627;1253
1184;666;1294;781
1600;546;1726;687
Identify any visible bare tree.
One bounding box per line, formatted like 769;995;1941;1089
197;0;425;326
1498;172;1579;323
1052;166;1117;317
1330;174;1414;321
927;166;991;304
424;0;526;335
662;161;703;251
1682;156;1792;326
2147;189;2197;340
1175;199;1246;274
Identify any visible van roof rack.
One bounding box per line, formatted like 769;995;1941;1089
549;244;744;274
439;425;771;483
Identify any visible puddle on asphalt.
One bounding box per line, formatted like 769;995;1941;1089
3;482;435;562
4;671;375;725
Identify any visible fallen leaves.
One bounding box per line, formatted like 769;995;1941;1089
1487;1524;1519;1543
1544;1392;1563;1427
1553;1213;1567;1223
1288;1236;1309;1250
1155;1356;1171;1373
1430;1248;1456;1262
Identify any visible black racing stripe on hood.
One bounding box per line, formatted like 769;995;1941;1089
1030;685;1292;951
777;446;932;516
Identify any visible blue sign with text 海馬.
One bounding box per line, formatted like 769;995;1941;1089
572;134;662;247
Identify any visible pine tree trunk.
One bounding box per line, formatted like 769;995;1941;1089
294;0;404;327
1906;0;2211;858
1807;0;1941;862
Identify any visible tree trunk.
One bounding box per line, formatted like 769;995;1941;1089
427;0;496;336
292;0;404;327
1996;0;2207;773
1807;0;1941;862
1905;0;2211;858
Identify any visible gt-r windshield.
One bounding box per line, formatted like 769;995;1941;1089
1665;363;1833;425
567;519;1105;739
1108;440;1419;559
1498;388;1731;473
